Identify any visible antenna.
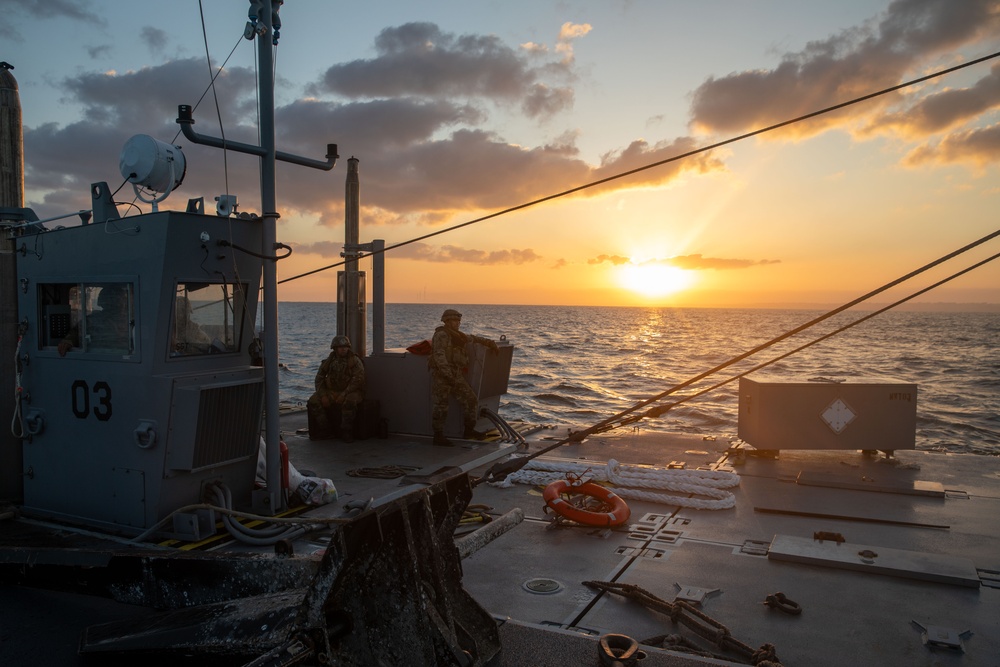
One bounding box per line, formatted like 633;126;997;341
119;134;186;212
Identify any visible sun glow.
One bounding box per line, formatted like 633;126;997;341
618;262;695;298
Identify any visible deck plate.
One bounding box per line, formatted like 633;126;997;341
767;534;980;587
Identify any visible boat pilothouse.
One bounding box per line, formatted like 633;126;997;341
3;0;512;543
0;3;517;662
14;170;267;538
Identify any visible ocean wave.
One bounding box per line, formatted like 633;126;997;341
566;409;603;419
532;393;578;407
548;382;605;397
511;372;549;381
276;304;999;455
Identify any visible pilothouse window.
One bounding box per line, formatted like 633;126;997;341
171;282;247;356
39;282;135;356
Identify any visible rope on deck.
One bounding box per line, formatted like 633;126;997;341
488;457;739;510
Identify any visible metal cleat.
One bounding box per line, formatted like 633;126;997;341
673;583;721;605
911;621;971;652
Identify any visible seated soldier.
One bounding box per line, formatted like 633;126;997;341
306;335;366;442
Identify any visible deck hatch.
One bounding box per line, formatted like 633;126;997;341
978;568;1000;589
740;539;770;556
795;471;945;497
767;534;980;587
522;578;563;594
615;546;667;560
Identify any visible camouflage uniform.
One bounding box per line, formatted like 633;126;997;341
429;309;498;442
307;339;366;439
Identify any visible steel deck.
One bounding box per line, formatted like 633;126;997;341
2;409;999;666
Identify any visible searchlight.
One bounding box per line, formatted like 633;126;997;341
119;134;186;211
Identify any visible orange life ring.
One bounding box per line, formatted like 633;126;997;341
542;480;631;527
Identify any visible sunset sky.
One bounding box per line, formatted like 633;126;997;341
6;0;1000;308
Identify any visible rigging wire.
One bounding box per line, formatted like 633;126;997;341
623;248;1000;429
480;229;1000;483
278;48;1000;286
195;0;234;200
190;0;271;357
177;13;998;460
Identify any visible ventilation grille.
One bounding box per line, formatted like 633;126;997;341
190;381;263;470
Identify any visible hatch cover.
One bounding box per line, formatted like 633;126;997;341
767;534;979;587
523;578;563;594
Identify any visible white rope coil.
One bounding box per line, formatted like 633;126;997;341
491;457;739;510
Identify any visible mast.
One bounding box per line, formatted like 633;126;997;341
177;1;338;514
0;62;23;502
257;1;282;512
340;157;366;356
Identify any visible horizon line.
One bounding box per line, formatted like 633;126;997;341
276;301;1000;312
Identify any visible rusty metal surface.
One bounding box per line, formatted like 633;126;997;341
74;474;500;666
0;546;319;608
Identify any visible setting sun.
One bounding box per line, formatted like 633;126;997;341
618;262;695;298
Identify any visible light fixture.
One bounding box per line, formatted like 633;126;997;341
119;134;187;212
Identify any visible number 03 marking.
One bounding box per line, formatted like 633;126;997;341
71;380;114;421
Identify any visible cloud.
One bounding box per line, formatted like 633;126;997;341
664;254;781;270
588;254;631;266
591;136;724;187
555;22;592;64
141;26;170;56
390;242;542;265
1;0;104;40
8;0;99;20
903;123;1000;167
292;240;343;257
588;254;780;270
522;84;575;119
314;21;577;119
520;42;548;55
276;119;719;224
26;5;998;228
558;22;592;42
863;62;1000;138
689;0;1000;149
86;45;113;60
294;237;543;267
23;59;260;207
21;22;718;225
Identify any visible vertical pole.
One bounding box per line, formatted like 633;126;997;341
257;2;283;513
0;63;24;502
372;239;385;354
344;157;365;356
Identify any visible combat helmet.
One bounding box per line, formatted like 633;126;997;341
441;308;462;322
330;335;352;349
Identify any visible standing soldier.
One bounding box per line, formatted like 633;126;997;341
307;335;366;442
429;309;498;446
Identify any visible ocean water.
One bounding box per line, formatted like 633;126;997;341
273;303;1000;455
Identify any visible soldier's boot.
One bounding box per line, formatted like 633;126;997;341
433;430;454;447
463;422;487;441
309;413;334;441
